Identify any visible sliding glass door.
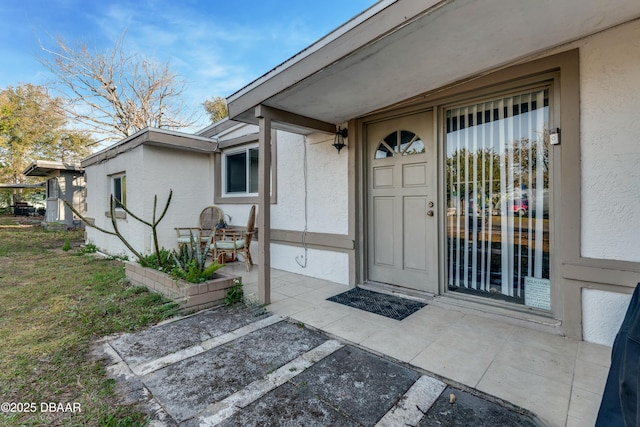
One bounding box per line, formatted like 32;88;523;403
445;89;550;308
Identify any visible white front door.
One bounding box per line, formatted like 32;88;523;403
367;111;438;292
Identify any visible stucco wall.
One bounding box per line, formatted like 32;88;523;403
538;19;640;343
85;147;146;258
140;146;214;253
84;145;214;259
217;130;350;284
579;20;640;262
271;131;348;235
582;288;631;346
269;244;350;286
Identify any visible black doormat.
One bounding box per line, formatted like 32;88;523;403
327;288;426;321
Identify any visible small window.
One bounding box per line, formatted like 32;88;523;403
213;132;277;205
224;146;259;195
111;173;126;208
375;130;425;158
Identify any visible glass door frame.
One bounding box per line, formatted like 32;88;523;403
436;78;560;317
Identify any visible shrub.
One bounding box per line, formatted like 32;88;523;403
140;248;174;271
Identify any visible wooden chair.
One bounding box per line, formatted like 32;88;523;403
176;206;224;249
211;205;256;271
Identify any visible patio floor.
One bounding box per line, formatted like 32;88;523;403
224;262;612;427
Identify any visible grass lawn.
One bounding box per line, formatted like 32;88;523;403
0;216;180;426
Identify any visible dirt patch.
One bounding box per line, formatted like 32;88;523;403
110;306;268;366
141;320;326;422
420;386;540;427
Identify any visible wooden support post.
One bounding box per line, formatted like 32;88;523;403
256;108;272;305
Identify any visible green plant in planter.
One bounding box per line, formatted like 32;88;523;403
225;278;243;306
173;233;208;271
141;248;174;271
171;232;223;283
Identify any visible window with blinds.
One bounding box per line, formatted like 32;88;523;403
445;89;550;306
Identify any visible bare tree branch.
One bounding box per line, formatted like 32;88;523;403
39;33;196;141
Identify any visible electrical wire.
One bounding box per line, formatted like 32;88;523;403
295;136;308;268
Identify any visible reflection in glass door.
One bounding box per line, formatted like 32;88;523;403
445;89;550;308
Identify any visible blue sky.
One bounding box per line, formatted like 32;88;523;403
1;0;377;132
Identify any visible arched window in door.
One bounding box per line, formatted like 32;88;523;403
374;130;425;159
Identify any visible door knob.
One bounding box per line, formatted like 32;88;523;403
427;210;434;216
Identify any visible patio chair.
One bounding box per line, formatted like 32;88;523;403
175;205;224;249
211;205;256;271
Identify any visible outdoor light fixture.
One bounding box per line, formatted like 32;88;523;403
332;127;348;153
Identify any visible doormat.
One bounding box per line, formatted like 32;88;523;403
327;287;426;321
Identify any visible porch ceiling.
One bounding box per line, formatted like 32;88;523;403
228;0;640;132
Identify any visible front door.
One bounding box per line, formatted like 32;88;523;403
367;111;438;292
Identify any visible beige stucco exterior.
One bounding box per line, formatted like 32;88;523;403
83;129;216;258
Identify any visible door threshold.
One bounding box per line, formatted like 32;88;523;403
432;294;563;335
360;281;434;303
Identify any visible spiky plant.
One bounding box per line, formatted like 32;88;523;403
171;232;223;283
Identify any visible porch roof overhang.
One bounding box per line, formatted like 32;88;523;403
0;183;45;189
227;0;640;132
23;160;84;177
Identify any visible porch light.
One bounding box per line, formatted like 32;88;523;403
332;127;348;153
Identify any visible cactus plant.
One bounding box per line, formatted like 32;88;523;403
171;231;223;282
64;190;172;268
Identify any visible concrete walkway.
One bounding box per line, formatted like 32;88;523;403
97;264;611;427
226;264;611;427
96;304;540;426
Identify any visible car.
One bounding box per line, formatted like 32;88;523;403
512;198;528;216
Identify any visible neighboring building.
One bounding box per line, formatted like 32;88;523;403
224;0;640;345
23;160;85;229
81;128;217;257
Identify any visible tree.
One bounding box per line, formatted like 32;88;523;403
203;96;228;123
39;33;195;143
0;84;91;202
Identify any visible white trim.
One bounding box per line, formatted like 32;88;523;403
221;144;260;198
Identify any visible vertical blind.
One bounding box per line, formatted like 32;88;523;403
445;89;550;303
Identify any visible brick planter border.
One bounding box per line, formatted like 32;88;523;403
125;262;241;311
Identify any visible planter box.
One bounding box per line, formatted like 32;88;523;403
125;261;240;311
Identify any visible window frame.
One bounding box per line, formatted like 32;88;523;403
214;131;277;204
222;144;260;197
429;69;564;319
110;172;126;209
442;86;553;310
